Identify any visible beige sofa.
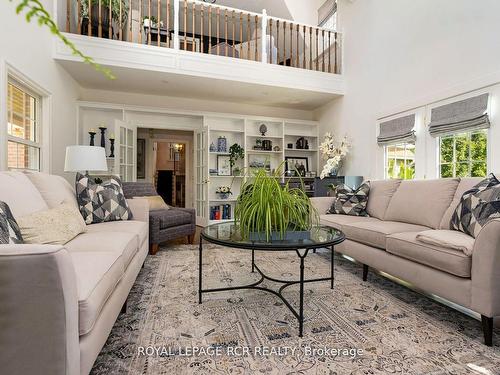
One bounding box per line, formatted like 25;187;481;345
0;171;149;375
311;178;499;346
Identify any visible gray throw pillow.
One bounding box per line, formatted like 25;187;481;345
451;174;500;238
75;173;133;224
0;201;23;244
327;181;370;216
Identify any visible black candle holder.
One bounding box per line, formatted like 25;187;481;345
89;131;96;146
99;127;107;148
109;138;115;158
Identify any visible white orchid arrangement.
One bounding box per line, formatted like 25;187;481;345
319;133;351;179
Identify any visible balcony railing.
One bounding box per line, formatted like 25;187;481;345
62;0;342;74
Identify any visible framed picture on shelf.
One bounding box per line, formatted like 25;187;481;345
248;155;271;172
137;138;146;179
217;155;232;176
285;157;309;176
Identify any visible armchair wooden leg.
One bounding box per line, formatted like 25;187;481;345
188;234;194;244
362;264;369;281
150;243;159;255
482;315;493;346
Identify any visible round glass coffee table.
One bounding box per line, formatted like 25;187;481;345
199;223;345;337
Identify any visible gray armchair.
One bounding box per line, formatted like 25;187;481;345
122;182;196;254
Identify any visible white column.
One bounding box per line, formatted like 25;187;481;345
174;0;180;50
261;9;268;63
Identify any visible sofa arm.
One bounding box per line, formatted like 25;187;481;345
310;197;335;215
177;207;196;226
471;219;500;317
0;245;80;375
127;198;150;223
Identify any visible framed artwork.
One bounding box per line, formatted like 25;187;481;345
137;138;146;179
285;157;309;175
217;155;232;176
248;155;271;172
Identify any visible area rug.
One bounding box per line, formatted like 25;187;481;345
91;244;500;375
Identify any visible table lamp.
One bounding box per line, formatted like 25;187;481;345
64;145;108;175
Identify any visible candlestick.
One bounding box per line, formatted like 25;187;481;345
99;126;107;149
88;131;96;146
109;138;115;158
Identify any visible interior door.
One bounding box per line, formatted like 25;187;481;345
114;119;137;182
194;126;208;225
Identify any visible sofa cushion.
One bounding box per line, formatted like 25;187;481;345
0;171;48;218
320;214;380;231
23;171;78;210
386;232;472;278
75;173;132;225
440;177;483;229
65;231;138;269
416;230;475;256
17;203;86;245
384;179;459;228
342;220;429;249
152;209;193;229
366;179;401;219
450;174;500;238
85;220;148;248
0;201;23;244
327;182;370;216
69;251;124;335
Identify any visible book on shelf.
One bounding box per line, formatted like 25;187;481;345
210;204;232;220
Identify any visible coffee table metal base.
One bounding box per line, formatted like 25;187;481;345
198;239;335;337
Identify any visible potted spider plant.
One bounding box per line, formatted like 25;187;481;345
235;163;318;241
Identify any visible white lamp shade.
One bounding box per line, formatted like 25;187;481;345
64;146;108;172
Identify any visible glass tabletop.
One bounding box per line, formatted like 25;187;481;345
201;222;345;250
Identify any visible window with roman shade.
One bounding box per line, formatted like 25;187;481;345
377;114;416;145
428;93;490;137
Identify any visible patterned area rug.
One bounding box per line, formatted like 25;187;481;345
91;244;500;375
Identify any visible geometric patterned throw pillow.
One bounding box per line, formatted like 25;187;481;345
451;174;500;238
327;181;370;216
75;173;133;225
0;201;24;244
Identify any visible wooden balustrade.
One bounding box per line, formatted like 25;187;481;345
64;0;340;74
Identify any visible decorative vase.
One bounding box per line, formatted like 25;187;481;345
217;136;227;153
217;192;230;200
99;126;107;148
210;142;217;152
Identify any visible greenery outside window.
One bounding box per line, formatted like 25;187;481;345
439;130;487;178
7;80;41;171
385;142;415;179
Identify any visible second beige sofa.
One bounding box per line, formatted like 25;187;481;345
311;177;499;346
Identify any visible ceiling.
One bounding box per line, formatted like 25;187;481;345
60;60;339;110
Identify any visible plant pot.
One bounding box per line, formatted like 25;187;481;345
81;5;112;38
249;230;311;241
233;169;241;176
216;193;230;200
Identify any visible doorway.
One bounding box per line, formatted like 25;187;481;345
137;128;194;209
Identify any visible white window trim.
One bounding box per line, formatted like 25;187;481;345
0;60;52;172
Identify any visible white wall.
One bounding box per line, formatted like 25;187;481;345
0;0;80;177
315;0;500;179
79;88;315;121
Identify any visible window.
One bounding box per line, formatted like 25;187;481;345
439;130;487;178
385;142;415;179
7;80;41;171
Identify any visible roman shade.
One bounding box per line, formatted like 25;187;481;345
428;93;490;137
318;0;337;26
377;114;416;145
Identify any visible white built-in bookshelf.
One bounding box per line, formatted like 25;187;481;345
201;116;319;225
